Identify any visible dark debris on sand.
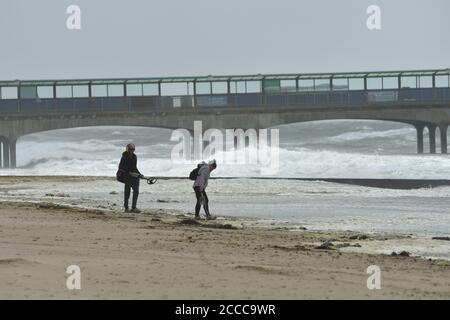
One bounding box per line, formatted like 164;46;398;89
391;251;411;257
315;241;335;250
177;218;238;230
270;245;308;252
348;234;369;240
432;236;450;241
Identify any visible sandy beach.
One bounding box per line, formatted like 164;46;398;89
0;190;449;299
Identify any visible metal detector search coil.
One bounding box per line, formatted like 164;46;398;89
142;177;158;185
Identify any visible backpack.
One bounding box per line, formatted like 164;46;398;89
189;167;199;180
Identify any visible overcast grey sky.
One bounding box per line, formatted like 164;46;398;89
1;0;449;80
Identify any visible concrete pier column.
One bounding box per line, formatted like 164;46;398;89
10;139;17;168
3;138;10;168
0;139;3;168
0;137;18;169
440;124;448;154
428;124;437;154
415;125;424;154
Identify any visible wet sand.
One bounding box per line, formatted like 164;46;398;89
0;199;449;299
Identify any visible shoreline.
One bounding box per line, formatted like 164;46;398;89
0;200;449;299
2;175;450;189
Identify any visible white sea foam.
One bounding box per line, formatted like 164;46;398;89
4;138;450;179
328;128;416;142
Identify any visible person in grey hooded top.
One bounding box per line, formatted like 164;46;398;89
193;159;217;219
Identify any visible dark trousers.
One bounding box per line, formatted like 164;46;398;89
194;186;210;217
124;177;140;209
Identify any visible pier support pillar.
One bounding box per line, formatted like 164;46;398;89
0;137;10;169
10;139;17;168
0;139;3;168
428;124;437;154
440;125;448;154
415;125;424;154
2;138;10;168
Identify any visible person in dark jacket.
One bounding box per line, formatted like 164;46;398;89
119;143;143;213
